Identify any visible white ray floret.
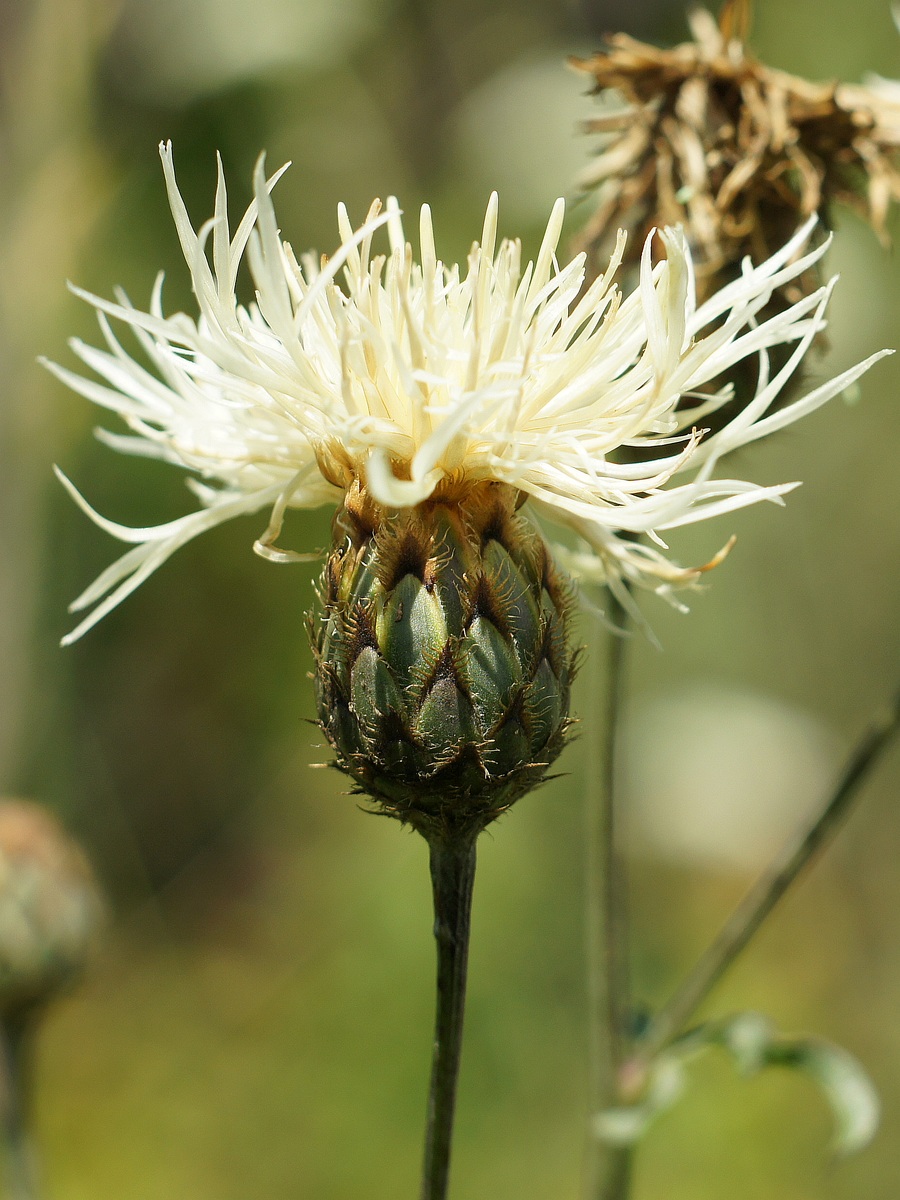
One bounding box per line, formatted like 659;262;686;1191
46;141;889;642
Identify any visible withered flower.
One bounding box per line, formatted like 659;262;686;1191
571;0;900;302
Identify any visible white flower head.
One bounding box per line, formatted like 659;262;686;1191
47;141;889;643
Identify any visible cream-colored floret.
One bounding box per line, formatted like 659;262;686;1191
46;142;889;642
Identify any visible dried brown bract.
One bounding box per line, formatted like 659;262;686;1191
571;0;900;301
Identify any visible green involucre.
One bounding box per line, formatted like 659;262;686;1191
310;481;576;836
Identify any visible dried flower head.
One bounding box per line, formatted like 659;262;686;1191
571;0;900;299
0;801;102;1016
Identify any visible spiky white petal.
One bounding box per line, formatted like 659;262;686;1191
48;142;889;641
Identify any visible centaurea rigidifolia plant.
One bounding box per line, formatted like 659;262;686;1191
47;122;890;1199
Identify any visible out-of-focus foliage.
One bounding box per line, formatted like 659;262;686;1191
0;0;897;1197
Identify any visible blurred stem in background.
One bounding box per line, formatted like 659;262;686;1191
586;648;900;1195
637;684;900;1066
0;802;102;1200
0;0;116;786
358;0;462;186
0;1009;38;1200
585;597;633;1200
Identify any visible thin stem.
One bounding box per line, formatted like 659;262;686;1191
0;1009;37;1200
594;1148;633;1200
585;592;633;1200
420;831;478;1200
639;685;900;1062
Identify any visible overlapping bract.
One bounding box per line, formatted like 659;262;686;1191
312;481;575;832
47;142;887;641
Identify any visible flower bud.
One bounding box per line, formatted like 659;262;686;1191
0;801;102;1015
310;481;576;837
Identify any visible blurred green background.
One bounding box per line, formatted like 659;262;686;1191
1;0;899;1196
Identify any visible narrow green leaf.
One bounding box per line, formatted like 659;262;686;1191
593;1011;879;1156
761;1034;880;1156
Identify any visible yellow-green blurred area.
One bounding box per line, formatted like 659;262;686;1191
1;0;899;1195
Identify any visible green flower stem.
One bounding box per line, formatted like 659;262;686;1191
594;1149;633;1200
420;831;478;1200
638;685;900;1064
0;1009;37;1200
586;594;633;1200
